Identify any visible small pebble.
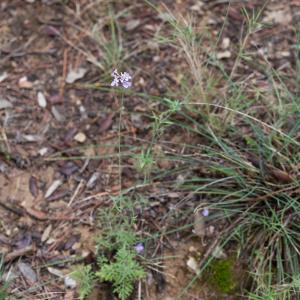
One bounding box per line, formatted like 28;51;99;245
0;72;8;83
18;76;33;89
74;132;86;143
64;276;77;289
37;92;47;108
38;147;48;156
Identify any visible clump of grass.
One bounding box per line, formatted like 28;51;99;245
0;255;8;300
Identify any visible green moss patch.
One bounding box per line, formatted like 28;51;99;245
206;259;237;294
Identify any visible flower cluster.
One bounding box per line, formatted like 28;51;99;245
134;242;144;254
202;208;209;217
111;69;132;88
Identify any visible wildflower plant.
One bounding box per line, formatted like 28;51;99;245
91;70;145;300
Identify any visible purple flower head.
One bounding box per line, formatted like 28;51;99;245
134;242;144;254
202;208;209;217
111;69;132;89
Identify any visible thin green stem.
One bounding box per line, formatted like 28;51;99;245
119;93;124;193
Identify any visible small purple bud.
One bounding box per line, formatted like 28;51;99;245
202;208;209;217
134;243;144;254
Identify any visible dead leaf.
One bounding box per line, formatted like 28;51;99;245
41;224;52;242
87;172;100;189
59;161;79;176
99;113;114;133
212;245;227;259
263;8;292;25
26;207;48;220
270;168;293;183
15;232;32;249
51;106;66;122
47;267;64;278
0;72;8;82
217;50;231;59
0;98;13;109
29;176;39;198
64;290;75;300
66;68;88;84
193;211;205;237
126;19;140;31
18;262;37;284
45;179;63;198
221;37;230;49
190;2;203;12
186;256;199;274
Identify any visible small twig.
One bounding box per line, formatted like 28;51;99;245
79;192;110;202
4;245;35;263
0;200;24;216
68;179;84;207
138;280;141;300
60;48;68;97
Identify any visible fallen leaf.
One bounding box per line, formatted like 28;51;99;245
59;161;79;176
41;224;52;242
0;72;8;82
99;113;114;133
51;106;66;122
212;245;227;259
221;37;230;49
18;262;37;284
26;207;47;220
43;25;60;37
47;267;64;278
29;176;39;198
87;172;100;189
22;134;43;142
190;2;204;12
64;290;75;300
193;211;205;237
38;147;48;156
217;50;231;59
186;256;199;273
45;179;63;198
0;98;12;109
270;168;293;183
263;8;292;25
126;19;140;31
66;68;88;84
15;232;32;249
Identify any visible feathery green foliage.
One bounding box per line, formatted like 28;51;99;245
70;265;95;300
97;246;145;300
